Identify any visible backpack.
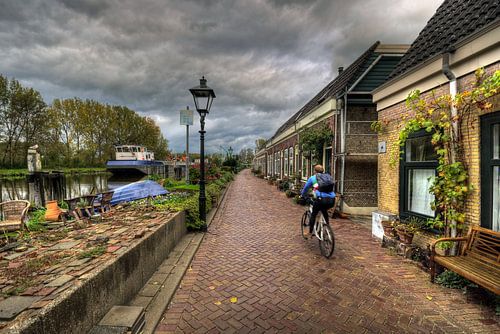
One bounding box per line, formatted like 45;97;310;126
316;173;334;193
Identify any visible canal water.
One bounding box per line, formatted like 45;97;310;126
0;173;144;203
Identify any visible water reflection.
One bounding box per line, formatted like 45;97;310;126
0;173;144;202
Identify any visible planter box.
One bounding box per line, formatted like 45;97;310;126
6;212;187;334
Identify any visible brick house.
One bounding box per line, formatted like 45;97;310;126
373;0;500;233
254;42;408;215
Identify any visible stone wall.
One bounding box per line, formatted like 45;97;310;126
14;212;187;334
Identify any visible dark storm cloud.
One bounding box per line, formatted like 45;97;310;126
0;0;441;153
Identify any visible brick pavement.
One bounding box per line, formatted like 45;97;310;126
155;170;499;333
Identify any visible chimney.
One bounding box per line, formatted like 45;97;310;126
338;66;344;75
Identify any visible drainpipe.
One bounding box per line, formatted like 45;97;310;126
333;66;344;184
340;91;348;211
333;100;338;181
295;122;300;181
442;52;458;241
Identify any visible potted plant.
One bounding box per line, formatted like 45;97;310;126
394;217;421;244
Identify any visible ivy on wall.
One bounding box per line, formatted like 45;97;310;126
299;123;333;164
390;68;500;237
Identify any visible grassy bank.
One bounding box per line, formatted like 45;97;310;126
0;167;108;179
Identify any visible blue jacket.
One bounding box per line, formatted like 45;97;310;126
300;174;336;199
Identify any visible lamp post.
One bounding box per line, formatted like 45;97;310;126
189;76;216;224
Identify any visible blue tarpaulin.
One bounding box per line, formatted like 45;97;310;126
110;180;168;205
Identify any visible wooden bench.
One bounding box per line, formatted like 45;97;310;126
430;226;500;295
0;200;31;232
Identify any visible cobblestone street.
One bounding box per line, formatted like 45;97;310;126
155;170;499;333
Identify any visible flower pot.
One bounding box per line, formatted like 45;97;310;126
396;230;414;244
45;200;63;222
381;220;396;237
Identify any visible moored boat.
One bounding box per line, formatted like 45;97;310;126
106;145;166;176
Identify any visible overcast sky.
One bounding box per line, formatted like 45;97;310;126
0;0;442;154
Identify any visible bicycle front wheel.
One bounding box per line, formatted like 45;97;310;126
301;211;310;239
319;223;335;258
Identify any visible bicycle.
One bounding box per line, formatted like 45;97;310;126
300;197;335;258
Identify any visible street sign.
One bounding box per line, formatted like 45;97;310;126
180;109;193;125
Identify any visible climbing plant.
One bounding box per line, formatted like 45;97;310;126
391;68;500;236
299;123;333;164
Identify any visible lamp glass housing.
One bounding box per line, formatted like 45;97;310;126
189;76;216;115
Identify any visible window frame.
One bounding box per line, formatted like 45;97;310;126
399;129;438;220
301;153;308;180
323;145;332;175
480;111;500;231
284;148;289;177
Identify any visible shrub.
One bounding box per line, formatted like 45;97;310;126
147;174;161;182
142;171;234;231
189;167;201;183
26;209;47;231
435;270;477;290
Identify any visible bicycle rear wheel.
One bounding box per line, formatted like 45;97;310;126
319;223;335;258
301;211;310;239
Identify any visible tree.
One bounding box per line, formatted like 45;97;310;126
238;148;254;165
255;138;266;151
0;74;171;168
0;75;48;167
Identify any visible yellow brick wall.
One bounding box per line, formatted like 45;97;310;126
458;64;500;227
377;62;499;229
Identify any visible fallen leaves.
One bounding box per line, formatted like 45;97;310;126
213;296;238;305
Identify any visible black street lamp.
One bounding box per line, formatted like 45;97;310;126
189;76;216;225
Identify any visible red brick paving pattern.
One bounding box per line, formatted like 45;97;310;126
155;170;499;333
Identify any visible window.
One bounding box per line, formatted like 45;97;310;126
400;131;437;218
295;145;299;176
284;148;289;176
267;155;271;176
301;154;308;179
275;152;280;178
324;146;332;175
481;112;500;231
289;147;294;176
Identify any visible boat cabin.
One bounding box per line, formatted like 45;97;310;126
114;145;155;161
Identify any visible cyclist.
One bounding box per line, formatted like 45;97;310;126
300;164;336;238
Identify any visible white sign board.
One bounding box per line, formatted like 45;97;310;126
372;211;397;239
180;109;193;125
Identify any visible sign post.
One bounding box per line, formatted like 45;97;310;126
180;107;193;184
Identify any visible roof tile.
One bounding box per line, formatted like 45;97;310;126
390;0;500;79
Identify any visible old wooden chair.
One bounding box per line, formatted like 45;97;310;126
93;191;114;213
0;200;31;232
